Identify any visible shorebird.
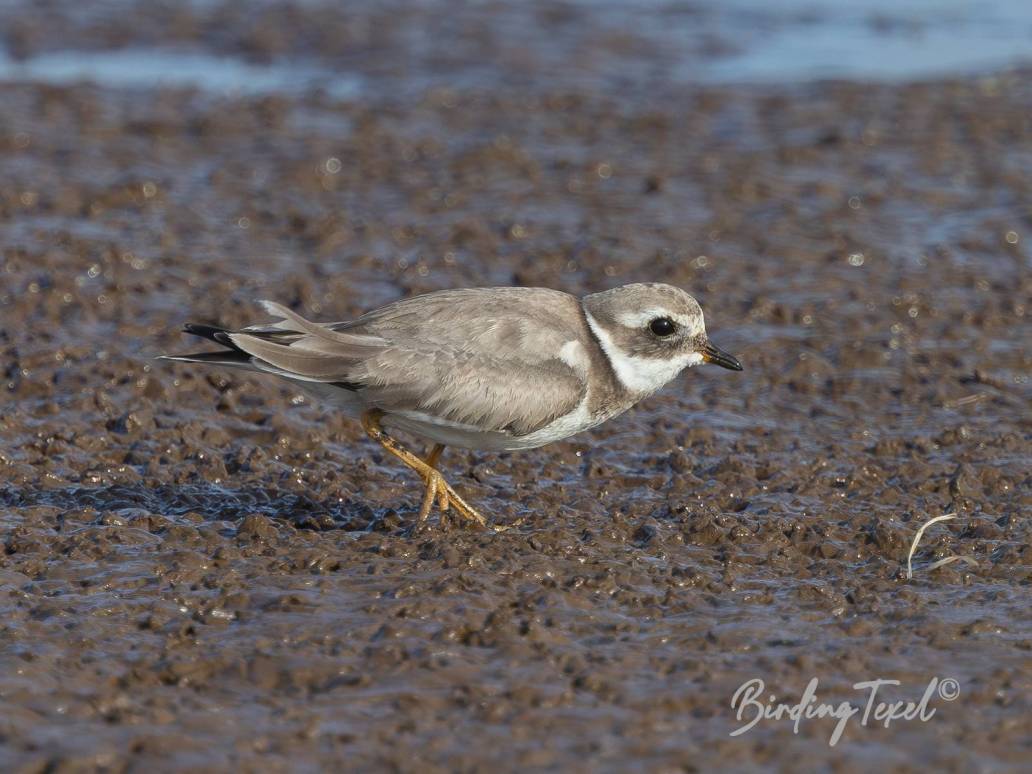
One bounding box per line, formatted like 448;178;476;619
161;283;742;528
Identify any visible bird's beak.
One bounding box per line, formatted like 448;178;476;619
700;341;743;371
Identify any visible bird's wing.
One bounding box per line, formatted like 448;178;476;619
226;291;589;436
348;344;585;435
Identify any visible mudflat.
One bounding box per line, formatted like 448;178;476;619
0;1;1029;770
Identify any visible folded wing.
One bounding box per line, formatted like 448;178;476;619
173;291;588;437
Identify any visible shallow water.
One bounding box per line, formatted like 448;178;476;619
0;0;1030;771
0;47;363;98
0;0;1030;99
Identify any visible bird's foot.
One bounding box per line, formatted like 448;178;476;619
421;471;486;528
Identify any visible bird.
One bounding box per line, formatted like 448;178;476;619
160;283;742;529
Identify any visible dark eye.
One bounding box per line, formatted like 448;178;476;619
649;317;676;337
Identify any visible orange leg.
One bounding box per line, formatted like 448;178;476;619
425;443;444;468
361;410;487;527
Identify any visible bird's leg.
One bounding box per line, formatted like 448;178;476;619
361;410;445;523
427;453;488;527
429;464;489;532
418;467;441;524
361;410;486;527
439;484;489;528
425;444;444;468
423;443;449;514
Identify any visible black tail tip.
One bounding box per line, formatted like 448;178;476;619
183;322;227;339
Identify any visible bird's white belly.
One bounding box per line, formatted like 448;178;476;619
298;382;607;451
383;398;604;451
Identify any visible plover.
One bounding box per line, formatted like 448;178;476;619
161;283;742;528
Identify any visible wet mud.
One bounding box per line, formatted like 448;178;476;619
1;1;1030;771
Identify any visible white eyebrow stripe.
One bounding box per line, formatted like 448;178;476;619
615;308;669;328
615;308;705;336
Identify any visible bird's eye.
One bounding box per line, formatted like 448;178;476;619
649;317;676;337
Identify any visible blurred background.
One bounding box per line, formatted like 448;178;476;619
1;1;1029;771
3;1;1032;90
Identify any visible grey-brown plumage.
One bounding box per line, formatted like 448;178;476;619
162;283;741;450
323;288;596;436
161;283;742;527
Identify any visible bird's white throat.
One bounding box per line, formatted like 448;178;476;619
584;311;703;395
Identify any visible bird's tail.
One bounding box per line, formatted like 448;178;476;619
157;323;252;367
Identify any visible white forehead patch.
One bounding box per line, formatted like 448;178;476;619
615;307;706;337
585;312;703;395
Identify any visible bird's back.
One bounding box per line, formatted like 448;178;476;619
334;286;586;361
